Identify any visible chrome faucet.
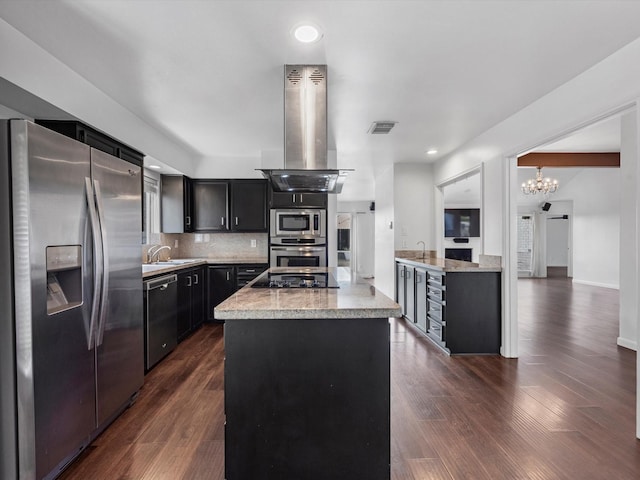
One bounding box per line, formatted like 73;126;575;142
417;241;426;260
146;244;160;264
148;245;171;263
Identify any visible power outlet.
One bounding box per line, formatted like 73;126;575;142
174;239;179;248
251;239;257;248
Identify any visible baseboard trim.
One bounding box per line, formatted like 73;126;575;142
617;337;637;351
572;278;619;290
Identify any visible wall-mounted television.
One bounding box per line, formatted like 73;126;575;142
444;208;480;238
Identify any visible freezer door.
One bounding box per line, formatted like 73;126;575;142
91;148;144;426
11;120;96;479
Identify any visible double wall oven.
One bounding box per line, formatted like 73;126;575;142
269;209;327;267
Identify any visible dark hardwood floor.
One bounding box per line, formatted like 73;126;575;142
59;276;639;479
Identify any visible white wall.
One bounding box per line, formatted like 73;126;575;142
0;18;195;175
619;111;639;350
374;164;395;298
0;103;28;119
555;169;620;288
337;200;373;212
193;156;263;178
393;163;434;250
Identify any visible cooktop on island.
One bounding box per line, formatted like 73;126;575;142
251;271;339;289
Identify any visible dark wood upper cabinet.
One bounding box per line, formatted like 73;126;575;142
35;120;144;166
161;175;194;233
192;180;229;232
270;190;328;208
230;180;268;232
162;178;268;234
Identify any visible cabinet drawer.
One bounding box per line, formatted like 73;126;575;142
427;301;444;321
427;272;445;288
427;312;442;326
427;321;446;345
236;265;268;287
427;288;445;304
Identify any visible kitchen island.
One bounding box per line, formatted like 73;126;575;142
215;268;401;480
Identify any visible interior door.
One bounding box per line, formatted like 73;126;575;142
91;148;144;426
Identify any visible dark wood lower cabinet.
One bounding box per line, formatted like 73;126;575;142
207;264;267;322
207;267;236;322
177;266;205;342
396;260;501;354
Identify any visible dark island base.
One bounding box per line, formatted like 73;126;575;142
224;317;390;480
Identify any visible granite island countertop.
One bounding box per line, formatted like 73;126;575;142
395;252;502;272
214;267;402;320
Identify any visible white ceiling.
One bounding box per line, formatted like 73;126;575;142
2;1;640;201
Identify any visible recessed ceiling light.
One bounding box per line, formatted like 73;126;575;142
148;164;162;169
293;24;323;43
426;149;438;155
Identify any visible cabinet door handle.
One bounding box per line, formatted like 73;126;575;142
416;274;422;283
299;194;303;203
292;194;296;203
187;276;192;287
226;271;230;281
400;270;405;278
193;273;199;285
185;216;191;226
245;269;255;273
235;217;239;226
221;217;225;226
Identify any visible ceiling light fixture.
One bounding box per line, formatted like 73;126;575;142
148;164;162;170
293;24;322;43
521;167;559;195
426;149;438;155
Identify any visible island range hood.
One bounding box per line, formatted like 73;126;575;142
260;65;351;194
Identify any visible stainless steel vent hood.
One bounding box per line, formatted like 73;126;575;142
260;65;351;194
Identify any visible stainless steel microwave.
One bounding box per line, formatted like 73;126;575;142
270;209;326;239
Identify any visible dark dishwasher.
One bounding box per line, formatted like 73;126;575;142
143;274;178;371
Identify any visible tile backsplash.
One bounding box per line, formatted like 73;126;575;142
143;232;268;262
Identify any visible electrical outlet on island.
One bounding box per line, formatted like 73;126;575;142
251;239;257;248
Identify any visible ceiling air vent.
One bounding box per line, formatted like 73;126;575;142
368;121;397;134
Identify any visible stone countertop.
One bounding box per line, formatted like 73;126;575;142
214;267;402;320
142;257;268;279
395;254;502;272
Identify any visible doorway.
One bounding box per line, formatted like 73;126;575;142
507;111;632;360
336;211;375;280
546;213;570;277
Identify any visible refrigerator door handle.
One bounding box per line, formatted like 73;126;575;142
85;177;103;350
94;179;110;347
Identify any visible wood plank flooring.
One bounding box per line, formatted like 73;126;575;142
59;276;639;479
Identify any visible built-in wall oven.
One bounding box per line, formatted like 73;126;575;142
269;208;327;268
270;239;327;268
270;209;326;239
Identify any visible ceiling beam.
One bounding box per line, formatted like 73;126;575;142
517;152;620;167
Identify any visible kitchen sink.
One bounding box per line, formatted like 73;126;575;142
142;259;202;273
142;264;171;273
161;259;201;264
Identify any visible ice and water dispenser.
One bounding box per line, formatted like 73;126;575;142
46;245;82;315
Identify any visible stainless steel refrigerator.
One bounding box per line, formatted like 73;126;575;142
0;120;144;480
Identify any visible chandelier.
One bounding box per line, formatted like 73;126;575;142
521;167;558;195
